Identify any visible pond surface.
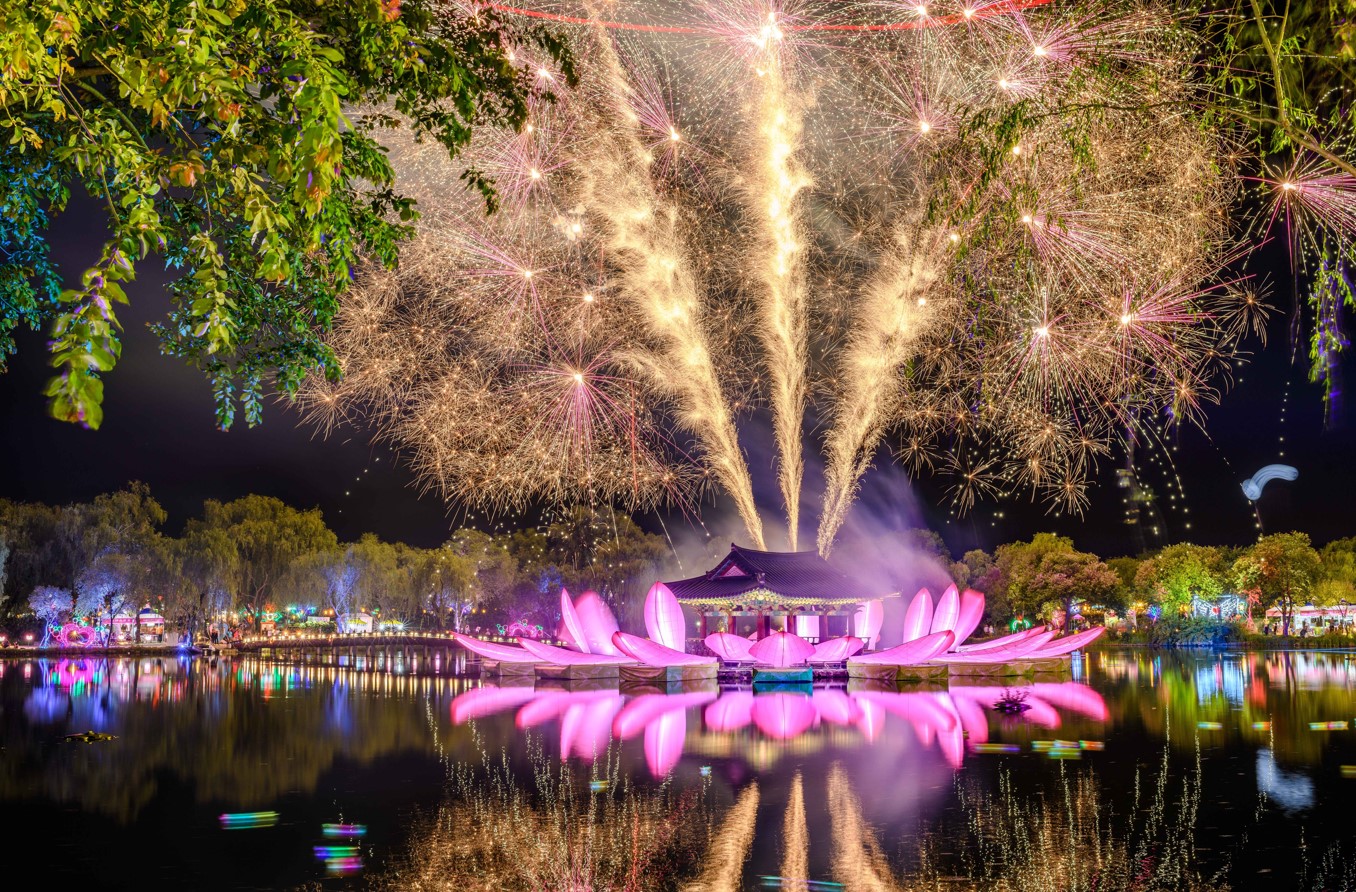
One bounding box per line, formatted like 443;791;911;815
2;649;1356;890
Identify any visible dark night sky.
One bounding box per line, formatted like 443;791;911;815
3;201;1354;558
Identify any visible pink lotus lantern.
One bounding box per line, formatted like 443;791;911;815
853;599;884;649
559;588;587;651
573;591;624;656
808;636;865;663
902;588;935;642
517;638;635;665
748;631;816;667
643;582;687;652
704;632;756;662
612;631;716;667
930;585;961;637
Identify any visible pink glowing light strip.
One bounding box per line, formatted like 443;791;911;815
486;1;1057;35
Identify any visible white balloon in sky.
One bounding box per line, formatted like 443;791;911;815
1240;464;1298;501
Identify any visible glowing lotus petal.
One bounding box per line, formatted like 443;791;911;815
451;632;540;663
449;685;539;723
851;691;957;734
926;694;966;767
956;626;1046;653
934;630;1057;663
560;695;624;761
612;631;715;667
949;685;1062;729
613;692;718;740
748;631;816;667
704;632;755;662
556;619;577;650
938;723;965;767
949;691;990;744
854;697;886;742
951;687;1063;729
518;638;634;665
902;588;934;642
853;599;885;649
1026;626;1106;658
574;590;624;656
644;581;687;651
808;636;864;663
752;693;818;739
704;691;755;732
812;688;862;726
644;708;687;777
849;630;953;665
930;584;960;636
516;691;602;728
1028;682;1109;721
559;587;588;653
951;589;986;649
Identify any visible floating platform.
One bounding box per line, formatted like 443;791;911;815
945;656;1073;679
846;661;950;683
535;662;626;682
619;664;718;685
479;659;540;678
752;666;814;685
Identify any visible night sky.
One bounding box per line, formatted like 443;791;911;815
3;200;1354;558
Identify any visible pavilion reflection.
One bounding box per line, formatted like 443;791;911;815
449;681;1111;778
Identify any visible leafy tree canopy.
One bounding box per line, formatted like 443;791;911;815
0;0;571;428
1233;531;1322;632
1133;543;1227;612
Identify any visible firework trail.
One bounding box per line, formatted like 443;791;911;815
818;218;949;554
748;24;812;549
305;0;1261;553
578;26;767;547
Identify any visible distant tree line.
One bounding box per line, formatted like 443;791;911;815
931;530;1355;637
0;484;667;640
3;484;1352;641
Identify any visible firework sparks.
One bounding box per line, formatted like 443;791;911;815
307;0;1260;551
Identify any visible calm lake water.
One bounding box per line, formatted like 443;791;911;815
3;648;1356;890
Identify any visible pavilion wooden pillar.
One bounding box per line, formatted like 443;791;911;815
726;612;736;635
698;612;708;638
757;613;770;639
820;611;832;643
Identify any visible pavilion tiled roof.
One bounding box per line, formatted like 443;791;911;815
664;544;882;610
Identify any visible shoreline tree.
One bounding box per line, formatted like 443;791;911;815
1;0;572;429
